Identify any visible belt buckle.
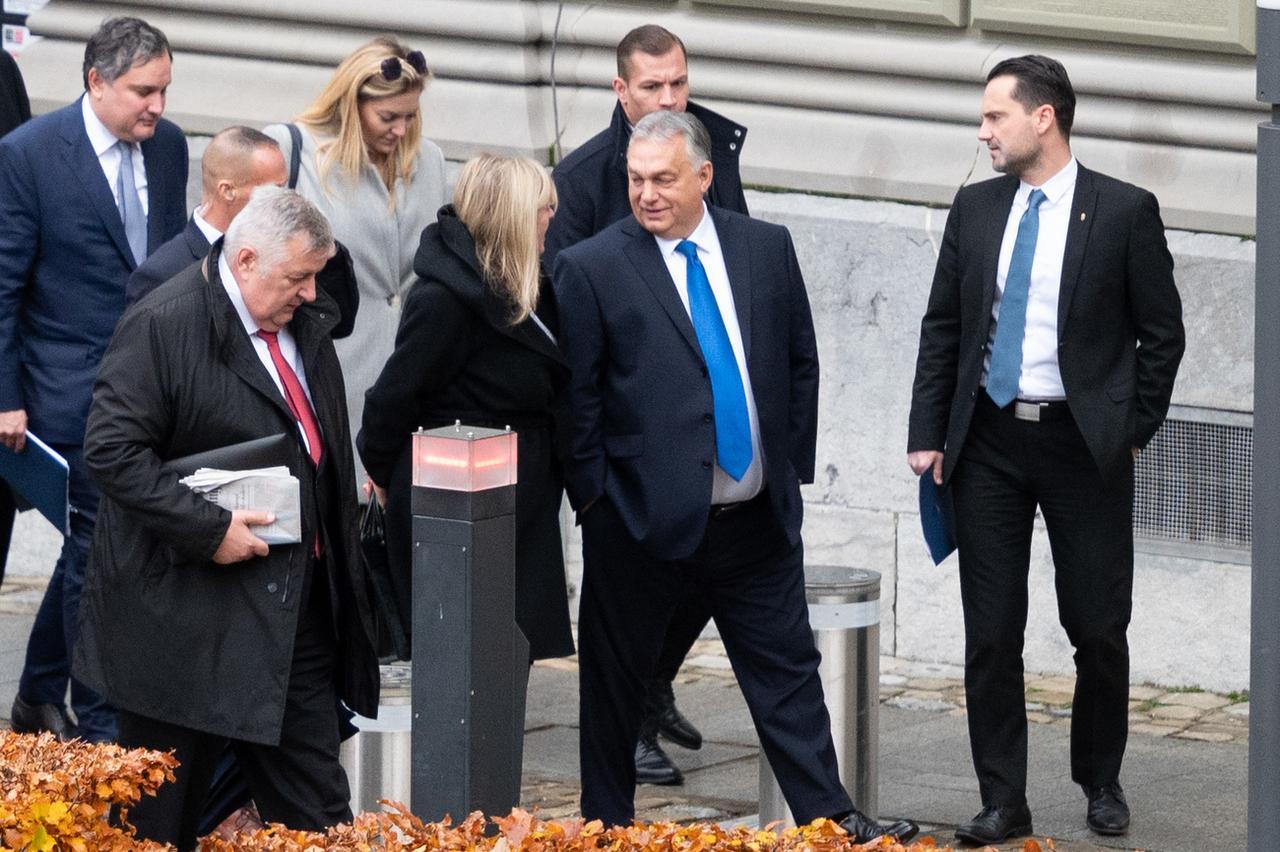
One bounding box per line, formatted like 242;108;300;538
1013;400;1041;422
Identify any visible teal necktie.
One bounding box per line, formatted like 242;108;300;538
116;141;148;265
986;188;1047;408
676;240;752;480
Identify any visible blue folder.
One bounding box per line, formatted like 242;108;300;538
0;430;69;535
918;473;956;566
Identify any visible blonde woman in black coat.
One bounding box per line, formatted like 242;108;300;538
358;154;573;661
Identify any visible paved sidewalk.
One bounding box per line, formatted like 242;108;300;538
0;574;1248;851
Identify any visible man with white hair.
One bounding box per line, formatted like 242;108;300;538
74;186;378;850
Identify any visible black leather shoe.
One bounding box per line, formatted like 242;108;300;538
954;804;1033;845
652;681;702;750
635;733;684;785
838;809;919;844
10;694;78;740
1084;782;1130;835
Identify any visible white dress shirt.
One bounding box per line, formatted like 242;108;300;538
81;95;149;215
217;252;317;455
984;157;1078;400
192;206;222;244
654;203;765;504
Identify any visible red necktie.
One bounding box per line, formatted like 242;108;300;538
256;330;323;467
257;330;323;557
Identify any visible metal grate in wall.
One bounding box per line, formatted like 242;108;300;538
1133;408;1251;562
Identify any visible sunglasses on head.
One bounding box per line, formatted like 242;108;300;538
380;50;428;82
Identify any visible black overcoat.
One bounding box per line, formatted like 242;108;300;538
74;244;379;745
358;206;575;660
543;100;748;270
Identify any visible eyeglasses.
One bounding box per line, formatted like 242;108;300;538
380;50;428;82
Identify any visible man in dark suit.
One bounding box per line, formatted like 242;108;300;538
75;186;378;851
556;110;917;844
130;125;358;340
0;48;31;589
0;17;188;743
128;125;285;305
547;22;749;785
907;55;1184;844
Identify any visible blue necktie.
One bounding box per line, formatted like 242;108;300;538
986;188;1047;408
116;141;148;265
676;239;752;481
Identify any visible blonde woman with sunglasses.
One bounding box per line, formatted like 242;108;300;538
265;36;447;487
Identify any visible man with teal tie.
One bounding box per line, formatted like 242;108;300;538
556;110;917;844
907;55;1185;844
0;17;188;742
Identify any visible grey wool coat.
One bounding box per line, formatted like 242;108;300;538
264;123;448;486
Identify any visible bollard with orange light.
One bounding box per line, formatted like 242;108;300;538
409;422;530;823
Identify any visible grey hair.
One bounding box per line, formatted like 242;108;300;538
629;110;711;169
224;186;334;271
82;17;171;88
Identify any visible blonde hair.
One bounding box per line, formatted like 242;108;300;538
294;36;429;198
453;154;557;325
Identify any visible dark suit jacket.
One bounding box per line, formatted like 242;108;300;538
75;244;378;744
358;205;574;659
907;164;1185;485
128;218;360;339
0;97;187;444
0;51;30;138
544;101;749;271
555;206;819;561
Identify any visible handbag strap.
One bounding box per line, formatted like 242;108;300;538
287;123;302;190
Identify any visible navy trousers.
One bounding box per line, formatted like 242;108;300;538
577;491;852;826
17;445;116;741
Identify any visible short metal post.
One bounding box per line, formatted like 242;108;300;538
759;565;880;827
409;425;530;822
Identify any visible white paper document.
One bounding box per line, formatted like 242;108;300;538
180;466;302;545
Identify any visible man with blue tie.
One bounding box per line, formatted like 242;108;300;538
555;110;917;844
0;16;188;742
907;56;1185;844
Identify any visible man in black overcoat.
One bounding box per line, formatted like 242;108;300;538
555;110;917;845
907;56;1184;845
74;186;378;850
546;21;749;786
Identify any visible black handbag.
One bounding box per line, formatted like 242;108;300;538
360;498;410;661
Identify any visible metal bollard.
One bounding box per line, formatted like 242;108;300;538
759;565;880;828
340;663;412;813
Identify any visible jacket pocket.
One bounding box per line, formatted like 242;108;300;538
604;433;643;458
1107;378;1135;401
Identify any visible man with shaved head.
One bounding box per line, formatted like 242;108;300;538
128;125;286;304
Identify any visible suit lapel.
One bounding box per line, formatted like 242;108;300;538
979;177;1020;325
711;208;752;360
183;218;211;262
59;99;135;268
1057;165;1097;340
621;221;703;360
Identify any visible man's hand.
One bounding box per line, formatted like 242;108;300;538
212;510;274;564
907;450;945;485
0;408;27;452
1131;446;1140;461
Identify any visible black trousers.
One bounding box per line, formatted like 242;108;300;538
577;491;852;825
951;397;1134;807
118;584;350;851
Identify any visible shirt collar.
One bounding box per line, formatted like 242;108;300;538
80;93;124;157
193;206;223;244
1020;157;1077;207
217;251;263;339
653;202;718;257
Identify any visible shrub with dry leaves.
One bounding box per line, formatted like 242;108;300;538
0;730;175;851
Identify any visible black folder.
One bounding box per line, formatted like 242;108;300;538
161;433;291;476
